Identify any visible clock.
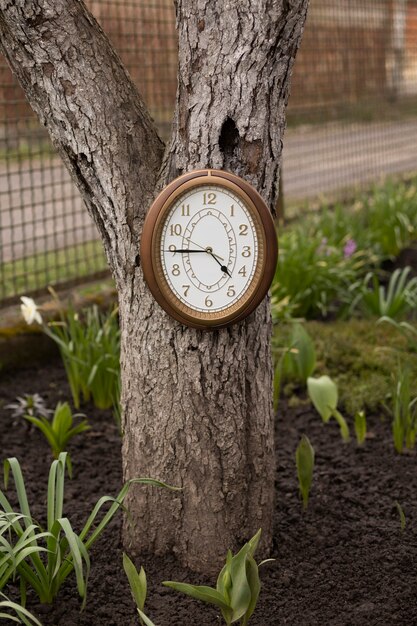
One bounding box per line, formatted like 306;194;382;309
140;169;278;329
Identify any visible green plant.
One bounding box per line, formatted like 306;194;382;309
354;410;367;445
0;453;178;606
43;300;120;411
0;591;42;625
280;323;316;383
351;267;417;319
23;402;90;474
389;367;417;453
123;554;155;626
307;375;350;442
363;179;417;258
271;176;417;321
163;529;272;625
112;372;122;433
317;180;417;260
378;317;417;352
295;435;315;510
271;227;367;320
395;501;406;532
273;323;316;409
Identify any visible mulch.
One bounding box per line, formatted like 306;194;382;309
1;358;417;625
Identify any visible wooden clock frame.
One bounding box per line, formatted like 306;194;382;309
140;169;278;329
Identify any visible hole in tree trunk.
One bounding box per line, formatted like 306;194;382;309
219;117;240;167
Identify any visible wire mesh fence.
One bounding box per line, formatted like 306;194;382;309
0;0;177;306
1;0;417;307
284;0;417;204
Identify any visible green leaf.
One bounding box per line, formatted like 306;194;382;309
0;594;42;625
3;458;32;520
162;582;231;613
217;550;233;604
273;358;283;412
228;543;252;620
354;410;367;445
395;501;406;531
55;518;90;607
24;416;60;457
241;555;261;625
291;324;316;382
332;409;350;443
123;553;147;612
296;435;315;510
246;529;262;559
137;608;157;626
307;375;338;422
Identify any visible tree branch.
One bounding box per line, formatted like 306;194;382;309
0;0;165;284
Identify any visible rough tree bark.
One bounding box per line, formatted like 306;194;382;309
0;0;308;573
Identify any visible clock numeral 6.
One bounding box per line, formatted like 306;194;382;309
182;284;190;297
205;296;213;308
172;264;181;276
242;246;251;257
227;285;236;297
239;224;248;236
203;192;216;205
170;224;182;236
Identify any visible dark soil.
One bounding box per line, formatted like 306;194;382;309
1;359;417;625
381;242;417;278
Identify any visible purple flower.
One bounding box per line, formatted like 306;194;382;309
343;238;357;258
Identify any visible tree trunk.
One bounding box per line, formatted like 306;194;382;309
0;0;308;573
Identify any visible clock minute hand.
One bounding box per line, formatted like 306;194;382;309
166;249;207;253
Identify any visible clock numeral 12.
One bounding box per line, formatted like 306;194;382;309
203;192;216;205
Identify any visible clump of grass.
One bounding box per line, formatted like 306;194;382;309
18;291;121;417
0;453;179;607
388;367;417;453
45;303;120;411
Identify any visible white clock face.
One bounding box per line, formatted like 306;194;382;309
159;184;260;314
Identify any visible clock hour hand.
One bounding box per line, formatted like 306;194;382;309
206;249;232;278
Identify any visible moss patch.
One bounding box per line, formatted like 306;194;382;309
274;319;417;416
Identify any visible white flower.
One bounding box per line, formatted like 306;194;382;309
20;296;43;325
6;393;51;418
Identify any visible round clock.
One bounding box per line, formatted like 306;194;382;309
140;169;278;329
